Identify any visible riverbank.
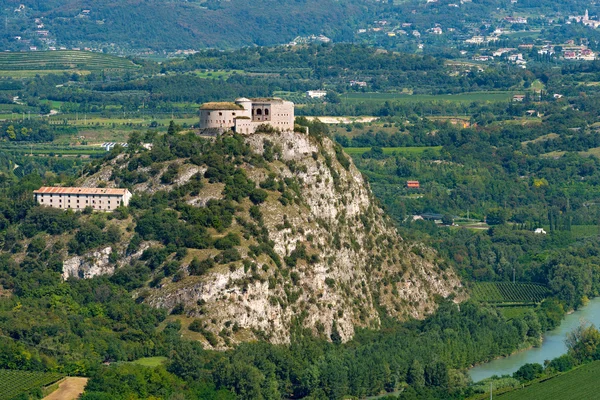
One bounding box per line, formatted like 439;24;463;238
469;341;538;370
469;297;600;382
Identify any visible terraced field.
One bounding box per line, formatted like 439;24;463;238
471;282;550;305
0;369;63;399
0;51;139;73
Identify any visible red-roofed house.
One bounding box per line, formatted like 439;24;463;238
33;187;132;211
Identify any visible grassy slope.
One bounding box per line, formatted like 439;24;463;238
499;361;600;400
131;357;168;367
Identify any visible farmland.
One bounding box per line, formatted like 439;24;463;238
0;51;139;77
191;69;244;79
131;357;168;367
343;146;442;156
274;91;328;105
499;361;600;400
471;282;550;305
340;91;514;104
0;369;63;399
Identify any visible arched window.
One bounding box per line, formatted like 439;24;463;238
264;109;269;116
256;109;262;115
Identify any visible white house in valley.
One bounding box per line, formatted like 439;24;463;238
33;187;132;211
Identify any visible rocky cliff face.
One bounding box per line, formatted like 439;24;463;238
75;130;464;348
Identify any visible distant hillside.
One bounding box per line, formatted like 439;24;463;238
2;0;377;51
3;0;600;52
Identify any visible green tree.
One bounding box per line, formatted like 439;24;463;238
513;363;543;382
441;214;454;226
407;359;425;388
6;125;16;140
566;323;600;363
486;208;507;225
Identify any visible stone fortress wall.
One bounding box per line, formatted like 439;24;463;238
199;97;294;134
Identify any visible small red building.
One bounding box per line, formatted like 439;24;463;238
406;180;420;189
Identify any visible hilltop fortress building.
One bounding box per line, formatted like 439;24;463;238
199;97;294;134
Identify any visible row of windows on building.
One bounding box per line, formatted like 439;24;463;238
38;195;118;209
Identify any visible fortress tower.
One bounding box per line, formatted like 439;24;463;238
199;97;294;134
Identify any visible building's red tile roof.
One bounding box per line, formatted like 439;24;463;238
33;187;129;195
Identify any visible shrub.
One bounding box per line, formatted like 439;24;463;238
161;163;179;184
214;232;241;250
171;303;185;315
23;207;79;236
218;248;241;264
163;261;180;276
189;258;214;276
189;319;203;332
513;363;543;382
249;189;268;205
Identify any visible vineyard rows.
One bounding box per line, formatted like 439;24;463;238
0;370;63;399
471;282;550;304
0;51;138;71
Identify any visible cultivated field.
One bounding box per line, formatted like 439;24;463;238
471;282;550;305
341;91;514;104
0;143;105;156
43;377;88;400
343;146;442;156
0;369;63;399
131;357;168;367
192;69;244;79
274;91;327;105
0;51;139;76
499;361;600;400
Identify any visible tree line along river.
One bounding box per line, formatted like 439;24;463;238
469;297;600;382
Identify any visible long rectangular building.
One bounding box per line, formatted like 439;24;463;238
33;187;132;211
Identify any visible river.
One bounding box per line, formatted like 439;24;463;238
469;297;600;382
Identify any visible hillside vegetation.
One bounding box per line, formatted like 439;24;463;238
69;124;462;347
0;124;558;399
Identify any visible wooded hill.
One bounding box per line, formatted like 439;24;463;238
2;0;376;50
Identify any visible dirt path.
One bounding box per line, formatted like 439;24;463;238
43;377;88;400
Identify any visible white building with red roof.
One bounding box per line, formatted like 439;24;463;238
33;187;132;211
